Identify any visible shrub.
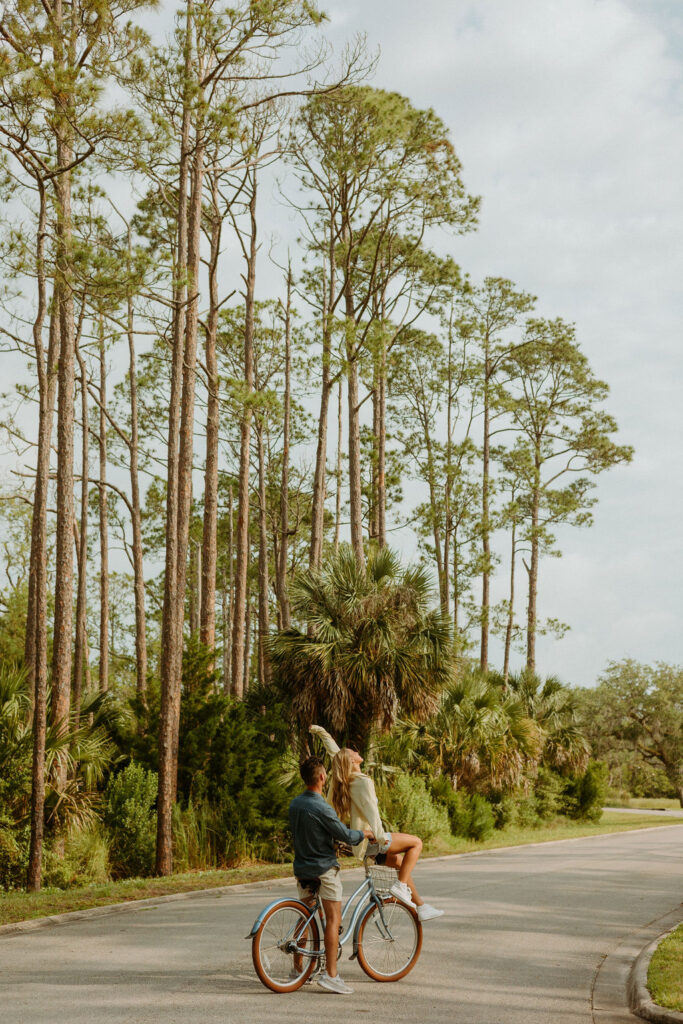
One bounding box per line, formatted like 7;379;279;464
379;774;451;842
564;761;607;821
429;777;495;841
488;793;517;830
0;813;29;891
42;825;110;889
466;794;495;841
533;768;565;820
104;762;157;878
120;642;291;865
514;796;541;829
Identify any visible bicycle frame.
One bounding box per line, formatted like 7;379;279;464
247;872;394;961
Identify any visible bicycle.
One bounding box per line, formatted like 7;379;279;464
247;862;423;992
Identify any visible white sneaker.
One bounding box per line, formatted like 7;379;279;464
316;972;354;994
390;881;416;907
417;903;445;922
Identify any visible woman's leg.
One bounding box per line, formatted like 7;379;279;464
384;832;423;905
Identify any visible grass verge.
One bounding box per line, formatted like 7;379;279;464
606;797;681;811
648;923;683;1012
1;811;681;928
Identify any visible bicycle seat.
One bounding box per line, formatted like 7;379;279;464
296;877;321;894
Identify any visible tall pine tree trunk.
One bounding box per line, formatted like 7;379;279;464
200;184;221;657
377;334;387;549
276;265;292;629
73;343;90;726
157;0;193;875
480;363;491;673
256;421;271;686
231;176;257;697
223;484;233;692
51;119;76;792
526;459;541;676
125;248;147;696
27;194;58;891
503;517;517;687
309;240;335;568
98;318;109;693
334;379;343;554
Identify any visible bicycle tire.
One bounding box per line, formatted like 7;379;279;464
356;897;422;982
252;899;321;993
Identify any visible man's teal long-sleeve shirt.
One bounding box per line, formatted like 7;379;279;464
288;790;365;878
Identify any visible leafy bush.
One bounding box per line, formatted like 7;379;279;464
379;774;451;842
429;776;494;841
103;762;157;878
119;641;291;870
533;768;565;820
42;825;110;889
564;761;607;821
0;813;29;890
513;796;541;829
488;793;517;830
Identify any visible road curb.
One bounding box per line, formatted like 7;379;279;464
592;904;683;1024
628;919;683;1024
2;821;681;939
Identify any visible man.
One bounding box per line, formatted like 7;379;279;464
289;755;375;995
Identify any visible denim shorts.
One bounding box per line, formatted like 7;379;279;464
365;831;392;858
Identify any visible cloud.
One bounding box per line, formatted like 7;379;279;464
325;0;683;683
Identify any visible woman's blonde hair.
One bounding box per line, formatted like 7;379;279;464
329;748;357;822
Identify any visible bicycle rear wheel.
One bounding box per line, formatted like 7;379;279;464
356;897;422;982
252;900;321;992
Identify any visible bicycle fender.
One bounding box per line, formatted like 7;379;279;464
351;893;386;958
244;896;313;940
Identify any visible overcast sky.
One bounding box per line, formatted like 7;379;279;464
319;0;683;685
2;0;680;688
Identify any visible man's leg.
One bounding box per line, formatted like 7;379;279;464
293;894;316;975
321;898;342;978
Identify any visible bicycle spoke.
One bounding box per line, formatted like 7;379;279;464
358;901;421;980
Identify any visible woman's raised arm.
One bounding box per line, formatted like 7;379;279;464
309;724;340;757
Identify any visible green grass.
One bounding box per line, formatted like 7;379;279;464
648;923;683;1012
421;810;683;858
1;811;682;928
606;796;681;811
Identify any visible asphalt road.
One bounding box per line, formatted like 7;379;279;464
2;825;682;1024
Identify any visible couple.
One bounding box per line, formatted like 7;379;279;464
288;725;444;996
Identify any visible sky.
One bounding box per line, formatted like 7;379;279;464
2;0;681;688
318;0;683;686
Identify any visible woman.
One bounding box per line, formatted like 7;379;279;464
310;725;444;923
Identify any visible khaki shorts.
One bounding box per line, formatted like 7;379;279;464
296;865;343;903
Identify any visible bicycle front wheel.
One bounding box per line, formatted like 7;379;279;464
356;897;422;982
252;900;321;992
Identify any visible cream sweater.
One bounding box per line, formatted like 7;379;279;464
310;725;386;859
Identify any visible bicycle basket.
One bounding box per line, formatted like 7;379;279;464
366;864;398;893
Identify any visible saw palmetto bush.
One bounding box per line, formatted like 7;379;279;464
269;545;454;754
392;669;541;793
502;671;589;772
0;663;118;888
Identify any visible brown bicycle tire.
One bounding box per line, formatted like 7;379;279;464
252;899;321;993
356;897;422;982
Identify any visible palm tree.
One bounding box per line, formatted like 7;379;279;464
393;669;541;791
503;670;589;772
0;664;118;854
268;545;453;754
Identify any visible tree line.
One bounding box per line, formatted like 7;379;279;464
0;0;632;889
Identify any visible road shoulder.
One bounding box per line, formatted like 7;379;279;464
592;904;683;1024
